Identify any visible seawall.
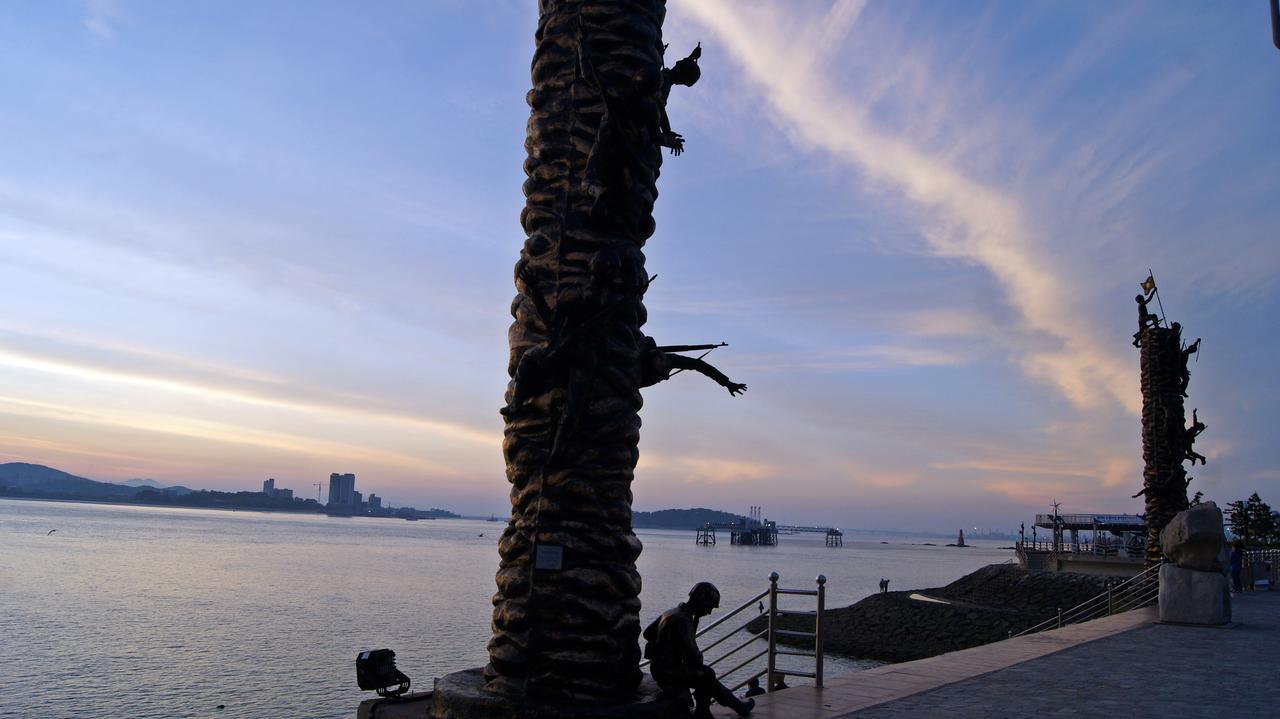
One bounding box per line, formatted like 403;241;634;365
756;564;1113;662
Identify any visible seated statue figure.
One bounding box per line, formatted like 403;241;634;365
644;583;755;718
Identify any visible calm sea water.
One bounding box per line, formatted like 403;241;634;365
0;499;1010;719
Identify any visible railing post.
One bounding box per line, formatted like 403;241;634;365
815;574;826;689
767;571;779;693
1107;583;1114;616
1056;607;1063;629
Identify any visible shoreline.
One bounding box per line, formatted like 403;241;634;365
0;493;456;519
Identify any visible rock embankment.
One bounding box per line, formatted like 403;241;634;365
753;564;1113;663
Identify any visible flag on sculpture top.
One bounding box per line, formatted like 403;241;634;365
1141;274;1157;294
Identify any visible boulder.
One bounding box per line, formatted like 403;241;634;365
1159;564;1231;625
1160;502;1227;572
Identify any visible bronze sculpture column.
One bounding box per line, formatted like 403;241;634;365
433;3;744;714
1134;289;1202;566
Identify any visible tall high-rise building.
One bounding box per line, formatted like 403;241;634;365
368;494;382;510
328;473;356;506
263;478;276;495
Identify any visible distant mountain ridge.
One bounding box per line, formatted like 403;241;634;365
0;462;436;516
0;462;137;499
631;507;749;530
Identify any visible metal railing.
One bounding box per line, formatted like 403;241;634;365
1243;549;1279;590
1017;539;1144;557
1014;562;1161;637
641;572;826;693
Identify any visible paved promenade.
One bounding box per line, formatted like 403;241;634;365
714;591;1277;719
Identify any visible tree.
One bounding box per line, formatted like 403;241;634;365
1227;499;1250;544
1246;493;1275;545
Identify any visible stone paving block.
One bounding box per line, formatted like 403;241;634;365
839;593;1274;719
706;596;1280;719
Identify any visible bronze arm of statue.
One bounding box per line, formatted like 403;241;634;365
666;354;747;396
639;338;745;396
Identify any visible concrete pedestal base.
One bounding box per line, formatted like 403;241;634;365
1159;564;1231;625
429;668;684;719
356;691;434;719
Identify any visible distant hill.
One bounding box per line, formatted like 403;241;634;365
632;507;748;530
0;462;137;500
0;461;439;516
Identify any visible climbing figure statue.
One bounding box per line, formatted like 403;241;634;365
1179;336;1201;398
640;337;747;396
1185;408;1207;466
658;43;702;156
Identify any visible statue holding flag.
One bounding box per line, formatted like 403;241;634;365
1132;273;1162;347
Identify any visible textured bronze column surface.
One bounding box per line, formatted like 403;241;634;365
487;0;668;703
1138;325;1189;565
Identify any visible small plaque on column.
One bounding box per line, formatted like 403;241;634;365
535;544;563;571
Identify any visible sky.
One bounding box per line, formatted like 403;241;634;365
0;1;1276;532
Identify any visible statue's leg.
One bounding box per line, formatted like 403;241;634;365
692;668;754;716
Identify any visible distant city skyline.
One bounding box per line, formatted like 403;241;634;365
0;2;1277;531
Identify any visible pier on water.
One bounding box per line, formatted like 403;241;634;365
696;506;843;547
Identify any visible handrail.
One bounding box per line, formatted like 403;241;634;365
696;589;770;637
717;648;770;679
1014;562;1160;637
705;629;768;667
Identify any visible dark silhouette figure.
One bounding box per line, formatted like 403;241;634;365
503;265;654;458
1185;408;1207;466
579;42;700;215
1133;293;1159;346
644;583;755;717
659;43;702;156
1179;337;1201;398
879;578;889;593
1230;541;1244;593
641;337;746;396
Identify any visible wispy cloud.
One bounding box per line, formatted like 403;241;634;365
84;0;118;39
639;452;779;485
738;343;963;372
676;0;1136;413
0;324;497;446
